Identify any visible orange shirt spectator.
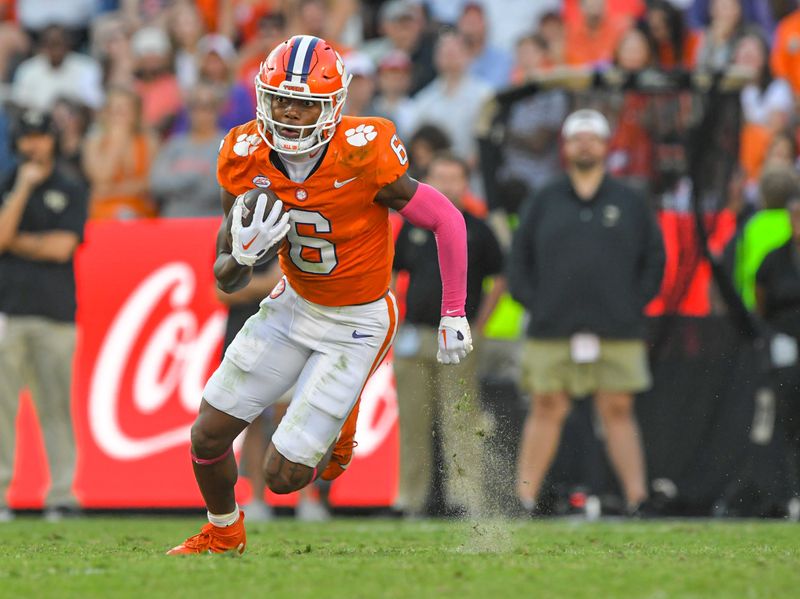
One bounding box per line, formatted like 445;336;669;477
564;0;632;67
136;75;184;131
194;0;226;34
231;0;283;43
131;27;184;136
770;9;800;97
735;33;795;187
83;87;159;220
0;0;27;83
563;0;644;24
0;0;16;20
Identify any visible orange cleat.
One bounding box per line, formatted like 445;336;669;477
166;511;247;555
321;400;360;481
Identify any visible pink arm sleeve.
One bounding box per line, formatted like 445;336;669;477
398;183;467;316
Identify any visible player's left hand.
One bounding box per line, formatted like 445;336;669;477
437;316;473;365
230;193;290;267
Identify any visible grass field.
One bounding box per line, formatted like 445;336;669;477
0;516;798;599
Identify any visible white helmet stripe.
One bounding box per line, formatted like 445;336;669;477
288;36;314;83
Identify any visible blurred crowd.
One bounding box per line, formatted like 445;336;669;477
3;0;800;519
0;0;799;215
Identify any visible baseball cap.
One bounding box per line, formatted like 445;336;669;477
198;34;236;63
131;26;171;57
561;109;611;139
14;109;55;138
379;50;411;71
344;52;376;78
380;0;416;22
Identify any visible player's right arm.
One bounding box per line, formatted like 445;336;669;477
213;188;253;294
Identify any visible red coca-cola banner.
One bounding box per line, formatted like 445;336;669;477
7;218;398;508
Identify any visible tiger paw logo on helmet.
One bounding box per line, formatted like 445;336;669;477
345;124;378;147
233;134;261;157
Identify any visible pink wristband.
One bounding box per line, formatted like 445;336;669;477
399;183;467;316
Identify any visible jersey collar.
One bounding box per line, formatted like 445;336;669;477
269;143;329;182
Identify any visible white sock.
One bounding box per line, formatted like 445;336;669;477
208;504;240;528
520;497;536;511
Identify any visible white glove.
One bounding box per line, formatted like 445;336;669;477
437;316;473;365
230;193;291;267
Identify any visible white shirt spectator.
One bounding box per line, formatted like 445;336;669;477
470;0;561;52
421;0;465;24
740;79;795;126
408;74;492;162
372;95;416;139
12;52;103;111
17;0;99;31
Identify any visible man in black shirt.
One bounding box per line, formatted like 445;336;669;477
756;195;800;485
756;198;800;340
392;152;504;516
509;109;665;515
0;110;87;522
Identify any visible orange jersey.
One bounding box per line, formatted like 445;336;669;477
771;11;800;96
218;115;409;307
564;13;632;67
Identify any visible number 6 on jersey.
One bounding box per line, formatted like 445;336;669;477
286;209;338;274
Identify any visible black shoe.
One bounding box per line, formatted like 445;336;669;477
626;498;661;519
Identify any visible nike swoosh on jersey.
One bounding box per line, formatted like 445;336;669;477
334;177;358;189
242;234;259;250
352;330;374;339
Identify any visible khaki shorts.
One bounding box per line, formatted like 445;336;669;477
521;338;651;397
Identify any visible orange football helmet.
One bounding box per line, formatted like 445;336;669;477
255;35;352;154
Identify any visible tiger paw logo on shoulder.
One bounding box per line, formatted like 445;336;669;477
345;124;378;147
233;134;261;157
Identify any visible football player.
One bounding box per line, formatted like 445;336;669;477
168;35;472;555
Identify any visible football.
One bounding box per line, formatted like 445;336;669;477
239;187;281;227
226;188;286;265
